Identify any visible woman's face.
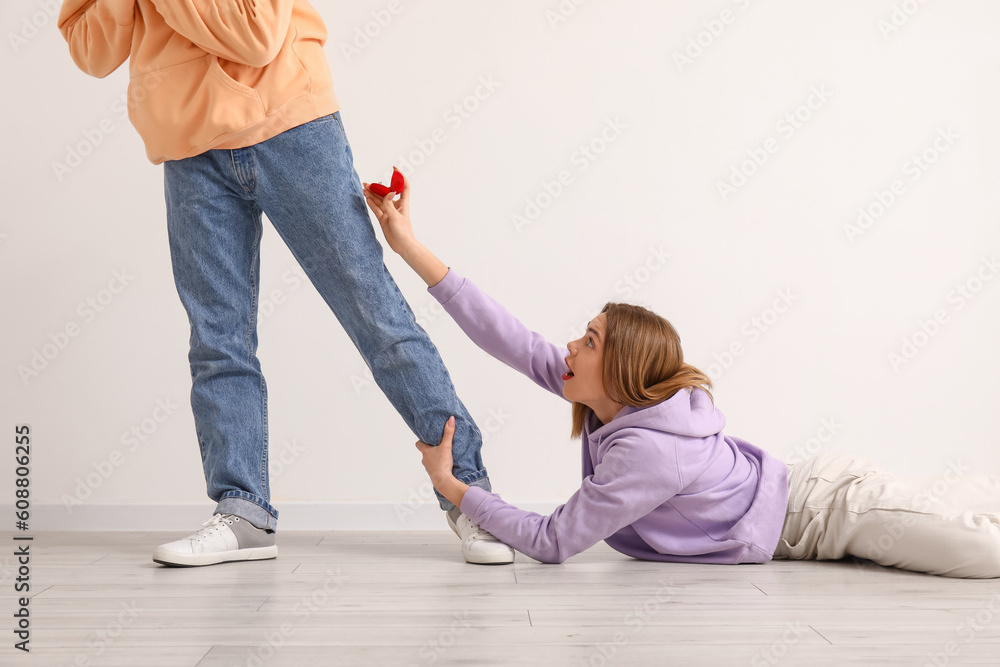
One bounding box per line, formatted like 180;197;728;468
563;313;609;406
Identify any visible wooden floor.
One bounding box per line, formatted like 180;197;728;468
4;530;1000;666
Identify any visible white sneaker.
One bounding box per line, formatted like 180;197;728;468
447;507;515;565
152;513;277;567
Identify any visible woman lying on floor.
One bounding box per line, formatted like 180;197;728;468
362;169;1000;579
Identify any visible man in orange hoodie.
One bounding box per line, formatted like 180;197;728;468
58;0;513;566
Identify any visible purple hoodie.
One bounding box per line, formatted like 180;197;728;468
429;269;790;565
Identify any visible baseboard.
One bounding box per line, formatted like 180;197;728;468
1;501;560;531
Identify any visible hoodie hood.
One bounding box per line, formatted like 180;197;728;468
589;387;725;441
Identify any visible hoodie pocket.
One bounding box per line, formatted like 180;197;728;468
128;55;267;154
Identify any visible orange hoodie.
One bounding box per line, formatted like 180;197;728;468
58;0;340;164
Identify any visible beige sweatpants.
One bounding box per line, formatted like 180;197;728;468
773;453;1000;578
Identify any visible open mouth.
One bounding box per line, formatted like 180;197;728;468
562;371;575;381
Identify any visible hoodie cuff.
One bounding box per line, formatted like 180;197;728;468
427;268;466;305
460;485;493;523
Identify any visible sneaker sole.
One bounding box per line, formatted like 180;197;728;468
152;545;277;567
463;550;515;565
446;512;515;565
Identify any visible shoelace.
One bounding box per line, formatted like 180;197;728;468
189;513;234;542
465;518;498;543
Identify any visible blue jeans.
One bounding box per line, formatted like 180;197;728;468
162;111;490;531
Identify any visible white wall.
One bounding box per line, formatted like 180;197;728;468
3;0;998;530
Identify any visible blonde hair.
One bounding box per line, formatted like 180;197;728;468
570;302;714;438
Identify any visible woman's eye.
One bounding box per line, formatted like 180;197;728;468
587;337;594;348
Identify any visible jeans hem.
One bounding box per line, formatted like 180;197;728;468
216;492;279;532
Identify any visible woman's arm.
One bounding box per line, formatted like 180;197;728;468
363;169;447;287
429;272;570;397
468;433;683;563
417;420;683;564
363;171;569;397
58;0;135;78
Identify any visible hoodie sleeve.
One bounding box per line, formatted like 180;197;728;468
147;0;293;68
461;431;683;563
428;269;569;399
58;0;135;78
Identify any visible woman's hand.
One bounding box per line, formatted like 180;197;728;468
361;169;449;287
415;416;469;508
362;167;416;256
